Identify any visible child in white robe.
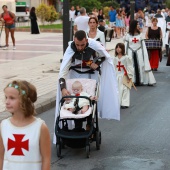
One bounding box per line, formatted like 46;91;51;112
113;43;134;109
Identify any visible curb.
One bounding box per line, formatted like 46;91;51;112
0;90;56;123
15;28;63;33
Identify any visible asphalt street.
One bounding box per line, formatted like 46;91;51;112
38;56;170;170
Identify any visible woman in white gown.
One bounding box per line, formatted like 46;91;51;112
124;20;156;86
87;17;105;47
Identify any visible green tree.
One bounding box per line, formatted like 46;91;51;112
70;0;102;13
166;1;170;8
102;1;119;8
36;3;51;25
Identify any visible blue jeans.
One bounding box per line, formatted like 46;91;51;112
5;23;15;29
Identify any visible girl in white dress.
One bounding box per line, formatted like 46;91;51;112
0;80;51;170
113;43;134;109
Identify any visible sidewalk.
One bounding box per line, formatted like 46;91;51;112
0;30;123;122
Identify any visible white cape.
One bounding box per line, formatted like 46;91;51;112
53;38;120;144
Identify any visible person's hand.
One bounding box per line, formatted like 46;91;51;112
127;78;132;83
61;88;70;97
0;18;5;24
90;96;98;101
90;63;98;70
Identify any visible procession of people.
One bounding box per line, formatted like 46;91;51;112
0;2;170;169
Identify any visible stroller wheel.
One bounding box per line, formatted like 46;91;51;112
57;144;61;157
96;131;101;150
86;145;90;158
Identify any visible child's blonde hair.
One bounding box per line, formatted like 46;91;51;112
4;80;37;117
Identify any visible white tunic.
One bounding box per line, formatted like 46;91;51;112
1;118;44;170
165;22;170;45
113;55;134;106
125;33;156;85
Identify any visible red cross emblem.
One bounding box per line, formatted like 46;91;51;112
117;61;124;71
8;134;29;156
132;37;139;43
116;61;127;75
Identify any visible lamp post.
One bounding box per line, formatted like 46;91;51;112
130;0;135;21
62;0;70;54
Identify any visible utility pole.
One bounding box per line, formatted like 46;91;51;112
62;0;70;54
130;0;135;21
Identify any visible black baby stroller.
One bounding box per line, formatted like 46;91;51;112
55;67;101;158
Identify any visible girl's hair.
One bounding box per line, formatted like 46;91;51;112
152;18;158;22
88;17;98;24
126;12;130;18
4;80;37;117
115;43;125;56
129;20;140;36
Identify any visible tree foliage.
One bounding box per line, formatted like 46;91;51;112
166;1;170;8
36;4;51;25
45;5;59;23
70;0;102;13
36;4;59;25
70;0;120;14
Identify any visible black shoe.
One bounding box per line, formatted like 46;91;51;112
148;84;153;86
153;68;157;71
121;106;129;109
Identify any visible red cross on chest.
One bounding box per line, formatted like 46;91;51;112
132;37;139;43
8;134;29;156
116;61;127;75
117;61;124;71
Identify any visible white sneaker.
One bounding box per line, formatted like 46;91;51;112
13;46;16;50
3;46;9;50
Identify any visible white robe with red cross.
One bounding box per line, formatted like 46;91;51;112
124;33;156;85
1;118;44;170
113;55;134;107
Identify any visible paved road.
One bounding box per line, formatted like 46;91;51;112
38;56;170;170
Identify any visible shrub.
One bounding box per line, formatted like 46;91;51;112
166;1;170;8
36;3;51;25
103;6;110;19
45;6;59;23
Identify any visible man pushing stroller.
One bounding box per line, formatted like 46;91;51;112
54;30;120;143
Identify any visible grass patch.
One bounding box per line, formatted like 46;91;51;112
18;24;62;29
